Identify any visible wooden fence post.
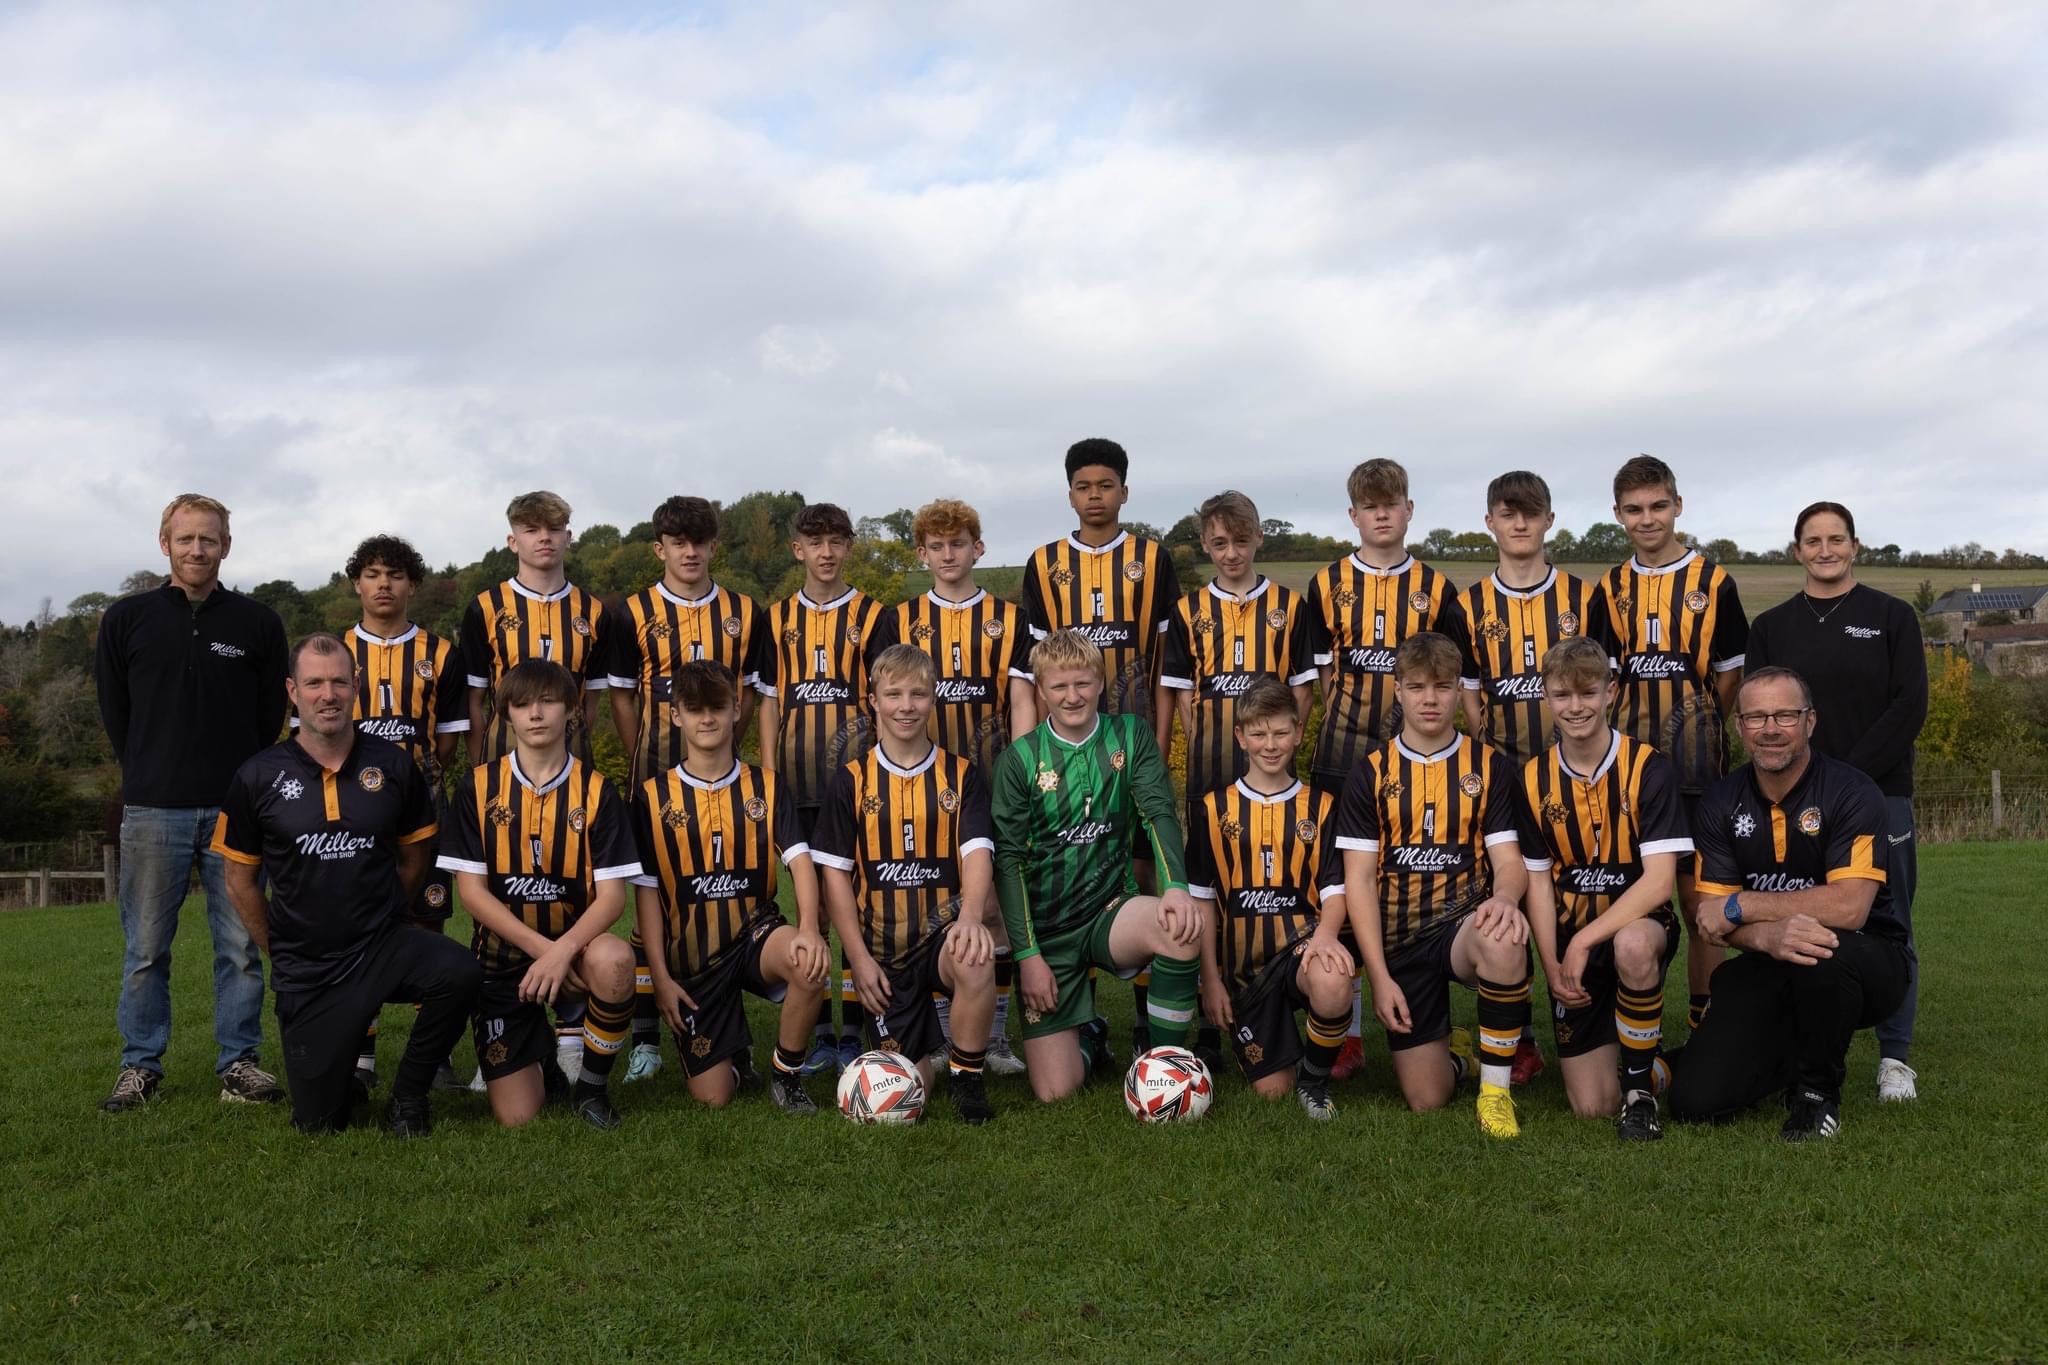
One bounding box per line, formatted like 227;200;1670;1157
104;844;118;902
36;869;50;908
1990;770;2004;828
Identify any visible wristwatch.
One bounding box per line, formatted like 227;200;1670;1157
1723;893;1744;927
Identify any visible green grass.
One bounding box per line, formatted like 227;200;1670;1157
5;844;2043;1361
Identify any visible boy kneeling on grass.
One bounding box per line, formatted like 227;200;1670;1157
1189;676;1354;1119
629;660;830;1115
439;660;642;1131
813;645;1000;1125
1336;633;1532;1139
991;629;1205;1103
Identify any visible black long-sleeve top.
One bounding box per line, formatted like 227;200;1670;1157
93;583;289;807
1745;584;1926;798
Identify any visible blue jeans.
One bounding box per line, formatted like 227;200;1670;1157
117;805;267;1075
1875;796;1918;1062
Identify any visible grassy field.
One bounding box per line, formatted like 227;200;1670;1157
3;844;2042;1360
917;562;2040;616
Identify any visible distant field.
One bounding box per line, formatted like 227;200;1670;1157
922;563;2042;615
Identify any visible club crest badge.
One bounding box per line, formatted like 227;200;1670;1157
691;1036;711;1057
661;803;689;829
1110;749;1126;771
983;619;1005;638
1557;612;1580;637
1049;567;1075;589
649;621;674;641
424;883;448;908
488;802;514;826
1542;799;1569;825
1683;590;1709;613
845;625;863;643
1296;819;1318;841
744;797;768;822
1733;812;1756;838
1381;778;1404;800
939;787;960;813
414;660;436;680
572;616;591;636
1244;1043;1264;1066
911;622;935;644
1460;772;1483;797
496;611;522;634
1267;608;1288;631
723;616;742;637
1799;807;1823;835
861;794;882;815
1482;617;1509;642
782;627;801;647
358;767;385;793
1219;819;1242;840
568;806;586;832
1124;561;1145;581
1409;591;1431;613
1333;590;1358;611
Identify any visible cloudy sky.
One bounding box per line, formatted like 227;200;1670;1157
6;1;2044;620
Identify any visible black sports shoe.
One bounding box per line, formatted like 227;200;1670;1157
1082;1016;1116;1080
768;1069;818;1117
572;1089;622;1131
1194;1027;1224;1074
387;1093;432;1139
100;1066;160;1113
733;1050;761;1090
1129;1022;1152;1057
1781;1088;1841;1142
541;1054;572;1106
949;1069;995;1126
1617;1091;1664;1142
218;1058;285;1104
1295;1074;1338;1121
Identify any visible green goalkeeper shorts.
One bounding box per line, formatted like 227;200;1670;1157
1020;899;1140;1040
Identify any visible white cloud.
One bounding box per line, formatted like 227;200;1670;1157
6;1;2047;620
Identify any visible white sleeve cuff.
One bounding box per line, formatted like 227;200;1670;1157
1028;625;1048;640
437;856;487;875
754;682;779;698
593;863;643;881
960;837;994;857
1483;830;1520;848
809;850;855;872
1187;884;1217;901
778;841;811;866
631;874;659;889
1639;838;1695;857
1158;675;1195;691
1317;881;1346;900
1335;836;1380;853
1008;667;1034;681
1312;651;1333;667
1712;655;1745;674
1523;856;1554;872
1459;677;1482;690
466;674;489;688
583;678;608;691
437;719;471;733
1287;668;1319;686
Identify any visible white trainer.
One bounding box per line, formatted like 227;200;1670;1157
984;1034;1027;1076
556;1035;584;1085
1876;1058;1917;1102
621;1042;663;1084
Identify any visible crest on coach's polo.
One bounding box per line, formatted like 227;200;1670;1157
1799;807;1822;835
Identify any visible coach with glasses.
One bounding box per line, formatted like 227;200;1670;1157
1746;502;1926;1102
1667;667;1911;1141
93;493;289;1112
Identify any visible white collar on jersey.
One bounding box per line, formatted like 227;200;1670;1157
1347;553;1414;577
1065;531;1129;556
1556;729;1623;784
927;587;987;610
1626;549;1698;578
875;744;939;779
796;587;858;612
675;760;742;792
1046;715;1102;749
350;623;420;647
1233;777;1302;805
655;580;720;608
509;751;575;795
1393;734;1463;765
506;577;574;603
1487;566;1558;599
1205;577;1271;605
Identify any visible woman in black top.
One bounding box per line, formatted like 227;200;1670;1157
1746;502;1926;1102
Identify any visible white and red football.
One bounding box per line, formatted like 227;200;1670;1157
1123;1045;1214;1123
836;1049;926;1125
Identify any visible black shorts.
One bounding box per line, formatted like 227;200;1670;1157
673;913;789;1078
865;921;958;1060
1381;914;1466;1053
1227;945;1311;1081
1551;909;1681;1057
472;975;579;1081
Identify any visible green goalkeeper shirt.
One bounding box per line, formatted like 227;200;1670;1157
991;713;1187;961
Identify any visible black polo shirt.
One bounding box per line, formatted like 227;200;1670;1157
212;734;438;992
1692;750;1904;944
93;582;289;807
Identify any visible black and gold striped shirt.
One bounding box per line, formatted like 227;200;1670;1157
1019;531;1175;719
1304;555;1477;792
1459;567;1603;770
607;580;770;786
811;745;994;970
629;761;811;978
869;589;1031;775
1186;780;1343;993
1518;731;1692;936
1595;551;1748;793
458;579;610;764
438;755;640;977
763;587;886;811
1160;578;1316;810
1334;734;1519;951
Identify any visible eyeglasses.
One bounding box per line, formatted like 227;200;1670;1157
1735;707;1811;731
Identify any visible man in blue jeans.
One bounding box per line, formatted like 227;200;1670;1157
92;493;290;1111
